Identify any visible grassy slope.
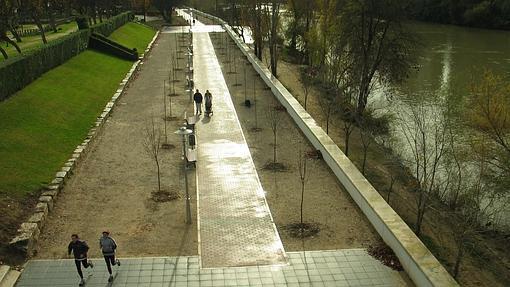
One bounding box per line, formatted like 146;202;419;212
108;22;156;53
0;23;155;196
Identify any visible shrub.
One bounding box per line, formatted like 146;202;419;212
0;12;134;101
92;12;134;36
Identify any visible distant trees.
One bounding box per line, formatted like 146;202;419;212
0;0;22;58
0;0;132;59
338;0;417;116
412;0;510;29
285;0;417;116
242;0;265;60
153;0;183;23
26;0;48;43
467;70;510;201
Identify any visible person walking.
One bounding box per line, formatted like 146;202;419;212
205;90;213;116
99;231;121;282
68;234;94;286
194;89;203;115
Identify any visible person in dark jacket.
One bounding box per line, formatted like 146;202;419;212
194;89;203;115
99;231;121;282
68;234;94;286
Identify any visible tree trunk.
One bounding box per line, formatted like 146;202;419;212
387;176;395;203
9;25;22;43
1;35;21;54
326;111;330;134
33;14;47;44
415;198;425;236
49;10;58;33
300;181;305;225
0;46;8;59
143;1;147;22
345;133;350;156
156;159;161;192
273;132;277;164
453;240;464;278
362;147;367;174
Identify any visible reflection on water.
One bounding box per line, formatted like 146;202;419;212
383;22;510;228
400;22;510;103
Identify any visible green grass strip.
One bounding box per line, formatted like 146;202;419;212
0;23;155;196
108;22;156;53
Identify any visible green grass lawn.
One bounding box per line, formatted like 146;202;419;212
0;23;155;196
0;22;78;62
108;22;156;53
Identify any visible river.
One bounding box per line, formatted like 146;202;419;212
376;22;510;229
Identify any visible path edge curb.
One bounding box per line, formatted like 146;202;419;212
8;30;161;261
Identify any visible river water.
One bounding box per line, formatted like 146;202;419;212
377;22;510;229
399;22;510;102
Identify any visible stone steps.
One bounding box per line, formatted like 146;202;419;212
0;265;20;287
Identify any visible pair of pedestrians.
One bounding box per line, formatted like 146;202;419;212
67;231;120;286
193;89;213;115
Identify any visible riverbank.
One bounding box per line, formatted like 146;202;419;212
274;53;510;287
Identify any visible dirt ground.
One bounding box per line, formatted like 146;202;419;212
36;31;198;259
272;57;510;287
216;37;509;287
209;33;379;251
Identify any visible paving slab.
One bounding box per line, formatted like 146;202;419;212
15;250;409;286
192;26;286;268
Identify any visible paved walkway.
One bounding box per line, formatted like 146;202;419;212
193;28;286;268
15;250;408;286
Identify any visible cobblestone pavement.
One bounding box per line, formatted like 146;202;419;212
15;250;409;286
193;29;287;268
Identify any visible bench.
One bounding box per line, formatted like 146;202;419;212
186;148;197;164
183;112;196;131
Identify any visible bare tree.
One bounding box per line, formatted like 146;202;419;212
300;67;314;110
359;128;371;175
297;143;309;225
268;0;280;76
267;103;283;165
318;88;336;135
143;117;163;192
252;75;261;131
357;112;390;174
449;135;508;279
398;101;449;236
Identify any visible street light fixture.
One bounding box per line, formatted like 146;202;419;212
175;126;193;224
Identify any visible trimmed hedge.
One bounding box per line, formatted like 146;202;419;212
0;12;133;101
91;12;134;36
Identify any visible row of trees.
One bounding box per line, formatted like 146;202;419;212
0;0;131;58
201;0;416;118
132;0;184;23
396;70;510;278
412;0;510;29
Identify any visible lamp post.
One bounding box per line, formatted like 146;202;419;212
175;127;193;224
186;51;193;101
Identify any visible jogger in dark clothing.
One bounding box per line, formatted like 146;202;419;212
99;231;121;282
68;234;94;286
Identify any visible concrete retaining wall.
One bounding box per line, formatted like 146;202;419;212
190;8;459;287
